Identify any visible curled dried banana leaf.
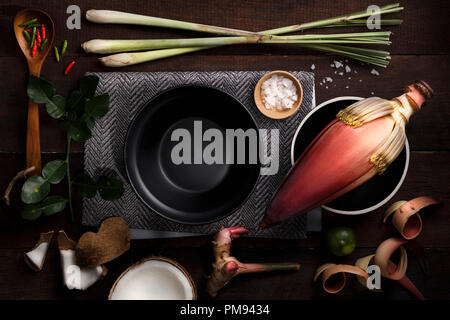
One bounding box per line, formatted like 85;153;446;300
315;237;425;299
383;196;438;240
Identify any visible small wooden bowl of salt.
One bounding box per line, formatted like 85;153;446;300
254;71;303;119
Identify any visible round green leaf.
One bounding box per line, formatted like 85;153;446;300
46;94;66;119
79;75;100;98
66;120;92;142
73;174;97;198
66;90;85;113
21;176;50;204
85;93;109;118
27;75;55;104
21;204;42;220
42;195;68;216
42;160;67;184
97;176;124;200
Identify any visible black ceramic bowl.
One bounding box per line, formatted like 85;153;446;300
124;86;260;224
291;96;409;215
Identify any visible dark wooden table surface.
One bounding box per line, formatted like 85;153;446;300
0;0;448;300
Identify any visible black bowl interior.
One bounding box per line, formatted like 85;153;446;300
292;98;407;212
125;86;260;224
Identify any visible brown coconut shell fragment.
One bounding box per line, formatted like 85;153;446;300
75;217;130;268
24;231;54;272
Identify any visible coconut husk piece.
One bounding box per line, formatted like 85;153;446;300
75;217;130;268
24;231;54;272
58;230;107;290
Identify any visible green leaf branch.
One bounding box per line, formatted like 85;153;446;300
21;75;124;222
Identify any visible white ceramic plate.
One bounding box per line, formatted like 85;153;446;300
290;96;410;215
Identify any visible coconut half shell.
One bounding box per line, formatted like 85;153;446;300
109;256;197;300
75;217;130;267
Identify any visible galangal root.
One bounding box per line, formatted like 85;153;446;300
205;227;300;297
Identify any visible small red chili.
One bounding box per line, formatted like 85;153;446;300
64;60;76;75
36;29;41;47
31;39;37;57
41;24;46;40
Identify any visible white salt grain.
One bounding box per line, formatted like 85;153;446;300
338;72;344;76
371;69;380;76
310;64;316;70
334;60;343;68
261;75;298;111
325;77;333;83
345;65;351;73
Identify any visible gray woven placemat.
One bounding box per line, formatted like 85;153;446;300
82;71;315;239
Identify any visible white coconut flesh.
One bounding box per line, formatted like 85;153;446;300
25;242;49;269
110;259;194;300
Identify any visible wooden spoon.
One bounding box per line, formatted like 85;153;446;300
13;9;55;176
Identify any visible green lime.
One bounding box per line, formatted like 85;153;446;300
326;226;356;256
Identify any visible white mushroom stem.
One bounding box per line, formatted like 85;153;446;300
57;231;107;290
24;231;53;272
205;227;300;297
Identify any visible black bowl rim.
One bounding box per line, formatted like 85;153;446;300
290;96;410;215
123;84;261;225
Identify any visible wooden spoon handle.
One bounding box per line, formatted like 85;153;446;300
26;98;41;175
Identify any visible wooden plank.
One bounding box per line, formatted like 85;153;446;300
1;0;449;56
0;54;448;153
0;246;448;300
0;151;448;249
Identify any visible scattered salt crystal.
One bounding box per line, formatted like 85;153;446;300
325;77;333;83
330;64;335;68
334;71;337;74
310;64;316;71
348;77;352;80
371;92;375;95
334;60;343;68
338;72;344;76
261;74;298;111
325;86;329;89
359;79;363;82
354;70;358;74
319;82;323;86
345;65;351;73
345;85;349;89
371;69;380;76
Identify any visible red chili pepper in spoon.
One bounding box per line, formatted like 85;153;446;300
31;39;37;57
36;28;41;47
41;24;46;40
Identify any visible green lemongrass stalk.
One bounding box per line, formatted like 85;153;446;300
94;3;402;67
321;19;403;28
99;47;206;67
86;4;402;36
99;44;391;68
304;44;390;67
86;9;259;36
261;3;403;34
83;31;391;54
83;36;263;53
